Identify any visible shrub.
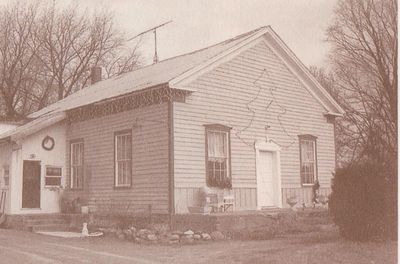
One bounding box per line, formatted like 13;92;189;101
329;160;397;240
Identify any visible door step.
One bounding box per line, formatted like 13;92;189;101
24;218;68;226
31;224;71;232
261;206;278;210
15;214;71;232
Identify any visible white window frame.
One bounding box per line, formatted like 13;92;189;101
2;165;9;188
299;136;317;185
45;166;62;187
115;130;132;187
70;141;84;189
205;124;232;188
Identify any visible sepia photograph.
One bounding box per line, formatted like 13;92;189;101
0;0;397;263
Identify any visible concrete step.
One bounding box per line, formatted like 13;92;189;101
24;218;68;225
31;224;71;232
21;214;67;220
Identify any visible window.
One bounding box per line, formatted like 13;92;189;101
2;165;9;187
299;135;317;185
115;130;132;187
45;166;62;187
70;141;84;189
205;124;231;188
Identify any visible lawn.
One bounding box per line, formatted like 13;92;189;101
192;231;397;264
70;226;397;264
0;226;396;264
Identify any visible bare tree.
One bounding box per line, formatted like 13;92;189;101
0;2;41;118
0;2;141;118
102;41;142;79
37;4;125;100
327;0;397;167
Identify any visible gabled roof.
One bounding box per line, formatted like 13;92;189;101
1;26;344;140
0;112;66;141
29;27;264;119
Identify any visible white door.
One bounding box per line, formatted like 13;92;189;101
258;151;275;207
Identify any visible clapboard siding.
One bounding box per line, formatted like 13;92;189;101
175;187;257;213
173;39;335;212
66;103;170;214
233;188;257;210
175;187;202;213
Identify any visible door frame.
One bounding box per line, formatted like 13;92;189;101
22;160;41;209
255;140;282;209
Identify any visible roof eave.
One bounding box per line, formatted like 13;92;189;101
324;111;344;118
266;27;345;115
169;27;270;89
0;112;66;141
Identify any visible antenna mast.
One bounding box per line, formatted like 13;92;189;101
127;21;172;64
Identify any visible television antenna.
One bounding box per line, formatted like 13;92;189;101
127;20;172;64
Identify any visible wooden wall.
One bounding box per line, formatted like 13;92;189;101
174;187;257;213
66;103;170;214
173;37;335;213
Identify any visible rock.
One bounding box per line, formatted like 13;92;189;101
168;234;180;241
117;233;126;240
210;231;225;240
123;229;132;236
180;235;194;244
201;233;211;240
123;229;134;240
147;234;158;241
152;224;169;235
193;234;201;240
134;237;144;243
115;228;123;238
183;229;194;235
168;240;179;245
101;227;116;237
172;230;183;236
137;229;150;238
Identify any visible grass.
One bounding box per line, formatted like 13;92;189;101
0;224;396;264
81;225;397;264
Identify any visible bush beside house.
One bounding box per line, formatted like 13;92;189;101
329;160;397;241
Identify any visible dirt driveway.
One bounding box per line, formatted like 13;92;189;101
0;228;396;264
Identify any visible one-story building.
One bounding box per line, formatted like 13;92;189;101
0;26;343;217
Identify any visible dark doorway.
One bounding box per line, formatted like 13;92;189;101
22;160;41;208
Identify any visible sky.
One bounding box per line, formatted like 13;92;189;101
2;0;339;67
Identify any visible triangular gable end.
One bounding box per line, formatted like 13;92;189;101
169;26;344;116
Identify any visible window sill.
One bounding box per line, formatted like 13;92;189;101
68;188;84;191
114;185;132;190
44;186;63;191
302;183;315;187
